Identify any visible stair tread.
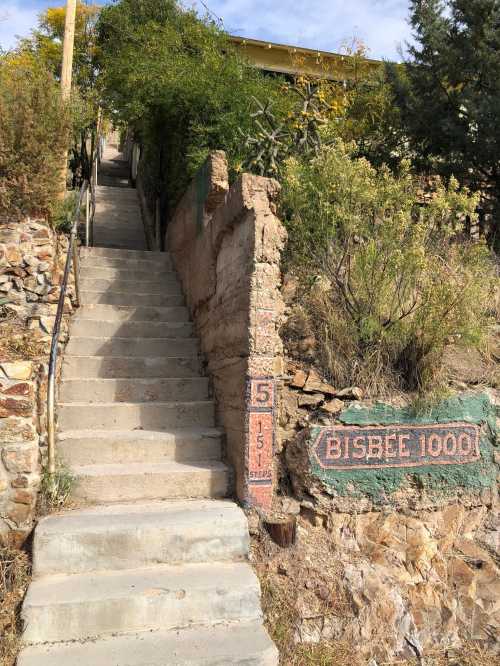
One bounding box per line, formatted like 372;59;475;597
58;427;222;439
72;460;228;475
34;499;244;536
59;399;213;407
18;621;277;666
25;561;258;606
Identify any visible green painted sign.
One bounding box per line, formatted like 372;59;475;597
308;392;498;499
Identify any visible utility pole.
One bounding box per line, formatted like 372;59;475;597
59;0;77;196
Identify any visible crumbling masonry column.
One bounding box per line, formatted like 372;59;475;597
166;152;286;509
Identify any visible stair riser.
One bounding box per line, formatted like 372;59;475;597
34;517;248;576
17;623;278;666
76;304;189;322
70;320;192;339
62;356;201;379
80;279;181;295
22;579;260;644
81;257;172;270
65;337;198;357
80;248;168;261
80;267;176;281
71;468;228;503
59;378;209;403
81;292;183;307
58;434;221;466
59;402;214;430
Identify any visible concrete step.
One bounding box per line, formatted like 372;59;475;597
75;303;189;322
79;266;177;281
65;336;198;357
80;245;169;258
33;499;248;576
71;461;229;503
59;400;214;430
81;255;172;270
22;561;260;644
81;291;183;307
93;235;147;248
59;377;209;403
62;355;202;379
70;319;192;339
58;428;222;465
80;278;181;295
18;621;278;666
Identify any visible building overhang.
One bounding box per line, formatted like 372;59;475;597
229;35;382;81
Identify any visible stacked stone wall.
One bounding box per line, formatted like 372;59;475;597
166;152;286;509
0;218;75;544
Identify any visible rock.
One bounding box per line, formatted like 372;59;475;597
298;394;323;408
5;245;22;265
6;501;31;526
3;382;32;397
320;398;344;415
290;370;307;389
2;446;39;474
281;497;301;515
335;386;364;400
303;369;336;395
0;398;33;418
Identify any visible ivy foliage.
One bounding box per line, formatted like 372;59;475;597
96;0;290;214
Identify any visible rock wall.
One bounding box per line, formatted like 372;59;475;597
262;361;500;661
166;152;287;509
0;218;75;545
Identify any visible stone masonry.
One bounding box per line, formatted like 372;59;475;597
0;218;75;544
166;151;287;509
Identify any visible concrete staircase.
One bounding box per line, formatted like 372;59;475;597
18;145;277;665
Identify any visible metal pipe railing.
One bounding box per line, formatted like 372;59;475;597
47;139;99;475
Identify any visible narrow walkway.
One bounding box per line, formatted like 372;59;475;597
18;144;277;665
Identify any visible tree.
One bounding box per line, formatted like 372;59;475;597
387;0;500;245
19;2;101;185
95;0;290;217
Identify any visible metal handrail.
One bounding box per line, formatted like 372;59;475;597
47;163;96;475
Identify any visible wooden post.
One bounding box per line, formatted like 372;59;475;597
58;0;77;198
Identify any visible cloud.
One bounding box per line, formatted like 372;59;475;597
0;2;41;51
187;0;413;60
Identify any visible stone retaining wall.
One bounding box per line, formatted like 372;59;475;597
166;152;287;509
0;218;75;545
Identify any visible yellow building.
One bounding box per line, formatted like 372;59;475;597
229;35;382;81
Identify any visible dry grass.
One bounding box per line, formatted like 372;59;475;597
0;310;46;362
37;463;76;517
282;284;499;404
0;546;30;666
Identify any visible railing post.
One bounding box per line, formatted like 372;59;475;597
72;235;81;307
85;188;90;247
47;373;56;476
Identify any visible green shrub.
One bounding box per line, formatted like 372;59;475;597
0;53;71;221
96;0;291;217
282;141;496;395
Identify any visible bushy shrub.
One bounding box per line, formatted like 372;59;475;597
0;53;70;220
282;141;496;395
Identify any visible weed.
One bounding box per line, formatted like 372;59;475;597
38;462;75;515
0;546;30;666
